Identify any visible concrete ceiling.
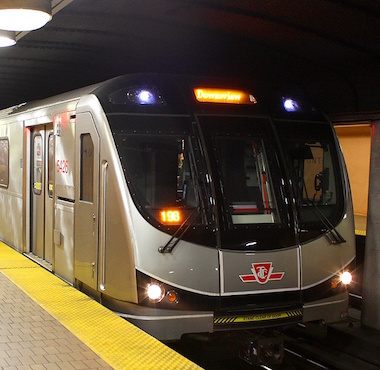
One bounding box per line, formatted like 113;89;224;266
0;0;379;114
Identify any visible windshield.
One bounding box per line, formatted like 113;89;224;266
108;114;217;246
196;115;295;251
274;120;344;237
121;134;198;221
110;113;342;250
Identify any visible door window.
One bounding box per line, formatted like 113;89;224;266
80;133;94;202
0;138;9;188
214;137;279;224
48;133;54;198
33;135;43;195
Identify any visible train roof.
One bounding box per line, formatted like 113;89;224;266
0;83;102;119
0;73;325;121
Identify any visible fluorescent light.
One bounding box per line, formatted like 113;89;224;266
0;30;16;47
0;0;52;31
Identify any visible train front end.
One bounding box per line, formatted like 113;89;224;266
91;74;355;341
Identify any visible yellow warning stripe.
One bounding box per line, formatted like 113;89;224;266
214;309;302;325
355;229;366;236
0;242;201;370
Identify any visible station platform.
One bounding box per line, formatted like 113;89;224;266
0;241;201;370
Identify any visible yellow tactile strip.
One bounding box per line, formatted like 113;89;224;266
355;229;366;237
0;242;202;370
0;272;113;369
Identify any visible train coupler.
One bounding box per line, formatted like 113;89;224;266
238;330;284;366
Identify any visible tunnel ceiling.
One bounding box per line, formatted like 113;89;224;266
0;0;378;114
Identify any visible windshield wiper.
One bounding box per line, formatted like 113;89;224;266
158;207;199;253
302;183;346;244
158;133;212;254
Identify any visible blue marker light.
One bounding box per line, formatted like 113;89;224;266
283;98;300;112
137;90;154;104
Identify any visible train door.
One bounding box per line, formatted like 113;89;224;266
74;113;100;290
31;124;54;264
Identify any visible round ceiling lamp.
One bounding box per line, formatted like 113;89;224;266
0;30;16;47
0;0;52;31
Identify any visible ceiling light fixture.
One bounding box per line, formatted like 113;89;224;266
0;0;52;31
0;30;16;47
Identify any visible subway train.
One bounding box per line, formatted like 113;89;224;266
0;73;355;359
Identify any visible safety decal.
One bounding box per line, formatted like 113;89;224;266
239;262;285;284
214;309;302;325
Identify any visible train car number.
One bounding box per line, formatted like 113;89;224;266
56;159;69;173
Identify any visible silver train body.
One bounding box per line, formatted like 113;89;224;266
0;74;355;340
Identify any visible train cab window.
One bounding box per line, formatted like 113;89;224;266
274;121;344;230
215;137;279;224
33;135;43;195
120;134;199;225
80;133;94;202
0;138;9;188
301;143;333;204
292;141;338;221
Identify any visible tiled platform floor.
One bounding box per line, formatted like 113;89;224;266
0;242;200;370
0;273;113;370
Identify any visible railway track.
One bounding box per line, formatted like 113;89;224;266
169;311;380;370
282;321;379;370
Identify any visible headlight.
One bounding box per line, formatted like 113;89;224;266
331;270;353;289
147;283;165;302
340;271;352;285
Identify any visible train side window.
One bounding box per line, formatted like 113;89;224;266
80;133;94;202
0;138;9;188
47;133;54;198
33;135;43;195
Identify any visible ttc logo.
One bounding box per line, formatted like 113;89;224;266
239;262;285;284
